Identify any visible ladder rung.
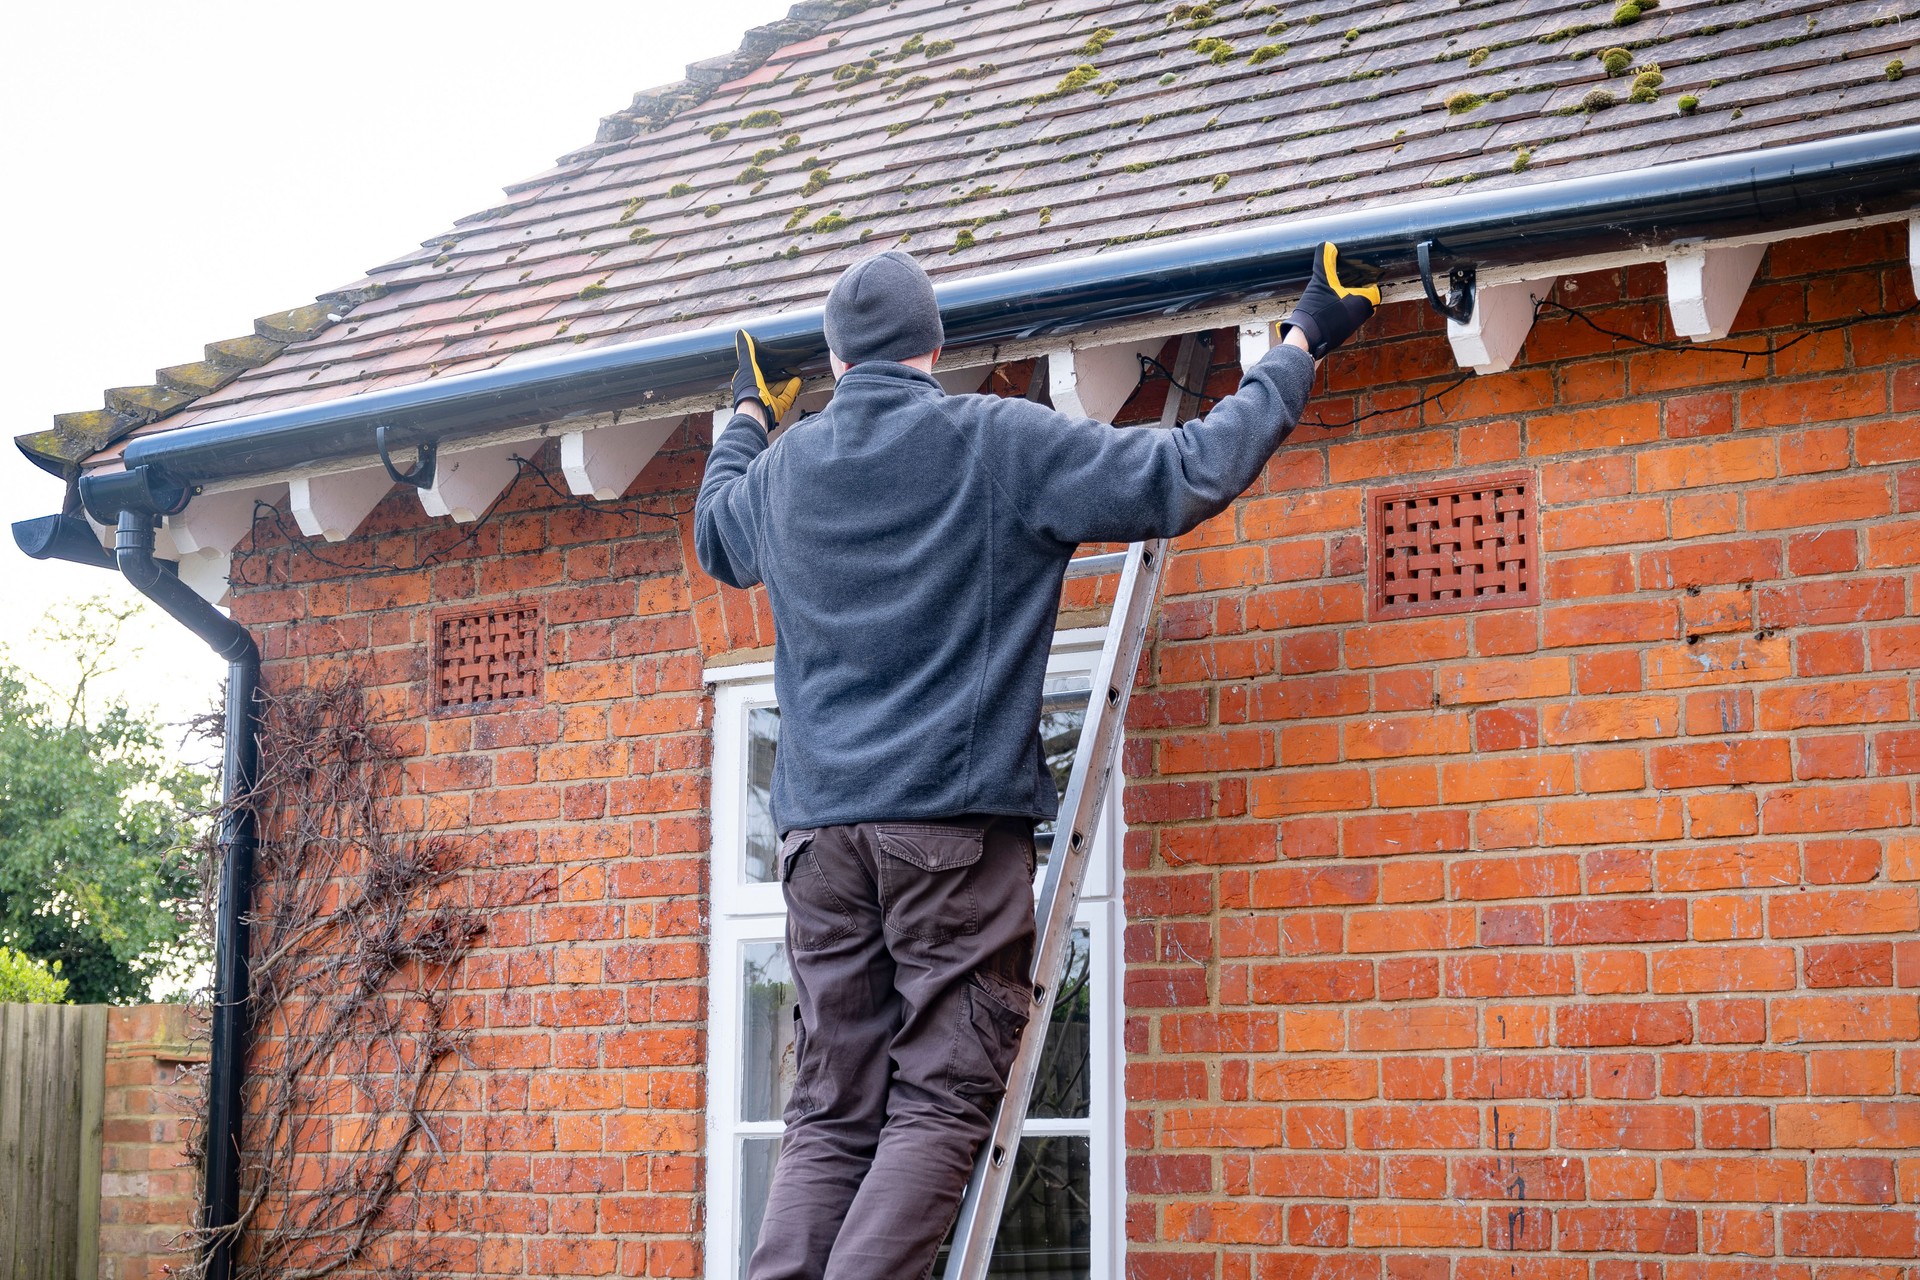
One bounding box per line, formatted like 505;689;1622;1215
1063;551;1127;580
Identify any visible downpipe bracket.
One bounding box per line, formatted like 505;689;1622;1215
1417;239;1478;325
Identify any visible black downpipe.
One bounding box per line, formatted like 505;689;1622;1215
107;125;1920;492
113;510;259;1280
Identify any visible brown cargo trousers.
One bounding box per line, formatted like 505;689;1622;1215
746;815;1038;1280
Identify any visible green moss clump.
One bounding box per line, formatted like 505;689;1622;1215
782;133;802;150
1211;172;1230;192
1612;1;1644;25
704;204;722;218
1446;90;1487;114
952;228;976;253
835;59;878;82
578;283;609;300
800;168;834;197
925;38;955;56
736;166;769;184
628;226;655;243
1053;64;1102;94
668;182;694;197
811;212;849;233
1080;27;1116;56
1250;43;1285;64
953;63;998;80
1512;146;1532;173
1038;206;1052;225
1468;47;1490;66
752;148;780;165
1121;161;1152;173
896;33;925;59
1600;46;1632;74
707;123;733;141
743;109;784;129
1583;87;1617;111
618;196;644;222
1888;59;1905;81
1677;93;1699;113
1345;28;1359;40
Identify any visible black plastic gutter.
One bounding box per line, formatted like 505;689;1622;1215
14;511;260;1280
96;125;1920;497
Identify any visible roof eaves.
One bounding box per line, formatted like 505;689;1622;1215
13;286;385;477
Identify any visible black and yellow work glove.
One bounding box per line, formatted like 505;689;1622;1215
1281;242;1381;359
733;330;802;423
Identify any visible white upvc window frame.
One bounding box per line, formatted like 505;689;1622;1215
705;627;1125;1280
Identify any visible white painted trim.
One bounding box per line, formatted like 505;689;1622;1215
1049;340;1161;424
704;632;1126;1278
1667;241;1766;342
418;439;523;523
1237;318;1284;372
164;483;285;557
560;416;678;500
289;467;392;542
175;548;232;606
1447;277;1556;375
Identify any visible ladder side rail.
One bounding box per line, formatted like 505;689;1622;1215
945;332;1205;1280
943;536;1166;1279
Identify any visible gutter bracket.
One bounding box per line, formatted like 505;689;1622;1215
1416;240;1477;326
376;424;437;490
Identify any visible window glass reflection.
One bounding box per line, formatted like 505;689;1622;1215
744;707;781;883
1035;675;1091;872
741;942;797;1123
935;1135;1092;1280
1029;926;1092;1122
738;1136;782;1280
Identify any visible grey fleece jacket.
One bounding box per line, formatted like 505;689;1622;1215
695;343;1317;834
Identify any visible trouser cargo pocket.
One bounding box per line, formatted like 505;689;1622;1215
947;967;1031;1100
875;822;986;944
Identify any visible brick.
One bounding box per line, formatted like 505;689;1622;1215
1451;1054;1583;1100
1349;1006;1477;1052
1342;811;1472;857
1454;1155;1585;1200
1762;783;1913;835
1771;995;1920;1044
1650;740;1793;788
1353;1105;1480;1150
1810;1157;1898;1206
1557;1003;1692;1048
1251;1058;1378;1101
1544;500;1668;551
1651;947;1797;994
1344;713;1472;760
1248;1153;1380;1198
1758;581;1907;631
1770;890;1919;939
1558;1207;1698;1253
1449;854;1581;901
1248;769;1371;817
1661;1051;1806;1098
1741;374;1888;429
1638;439;1776;492
1441;754;1576;803
1748;476;1892;531
1780;1210;1920;1259
1350;1204;1483;1249
1541;797;1683;846
1645;636;1791;690
1550;900;1688;946
1446;953;1577;998
1777;1102;1920;1150
1438;657;1572;706
1641;539;1784;590
1655;843;1799;892
1542;696;1679;745
1663;1157;1807;1203
1543;601;1679;647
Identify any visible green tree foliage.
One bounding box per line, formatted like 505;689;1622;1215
0;946;69;1002
0;598;211;1003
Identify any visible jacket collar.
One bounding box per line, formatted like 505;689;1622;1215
832;362;944;394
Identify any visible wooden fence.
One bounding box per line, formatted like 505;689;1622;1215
1;1002;107;1280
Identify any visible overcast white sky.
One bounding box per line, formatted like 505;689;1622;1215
0;0;792;739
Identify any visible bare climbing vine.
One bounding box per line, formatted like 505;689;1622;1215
179;671;552;1279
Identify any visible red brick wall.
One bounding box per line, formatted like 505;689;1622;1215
1119;221;1920;1280
99;1005;206;1280
221;219;1920;1277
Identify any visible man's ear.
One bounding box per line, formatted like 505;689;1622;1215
830;353;849;379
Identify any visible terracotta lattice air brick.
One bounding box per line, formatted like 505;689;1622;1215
433;603;544;711
1367;471;1538;620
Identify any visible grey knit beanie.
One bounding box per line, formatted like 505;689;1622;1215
823;250;945;365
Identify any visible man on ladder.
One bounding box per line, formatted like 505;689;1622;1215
696;244;1377;1280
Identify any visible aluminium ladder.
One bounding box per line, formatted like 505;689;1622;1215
942;332;1206;1279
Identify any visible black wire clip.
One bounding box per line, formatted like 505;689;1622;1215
1416;240;1478;326
376;423;438;489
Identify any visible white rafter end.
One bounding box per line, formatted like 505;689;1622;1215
933;364;993;396
290;468;393;543
176;549;233;607
562;418;679;501
1908;213;1919;302
1238;319;1280;371
1049;340;1160;423
164;483;287;557
1668;242;1765;342
1448;277;1556;375
419;441;523;523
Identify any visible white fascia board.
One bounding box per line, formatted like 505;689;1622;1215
1448;277;1557;375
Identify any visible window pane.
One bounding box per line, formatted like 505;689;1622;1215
738;1135;782;1280
741;942;798;1122
744;706;781;883
935;1135;1092;1280
1029;926;1092;1121
1035;676;1090;872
